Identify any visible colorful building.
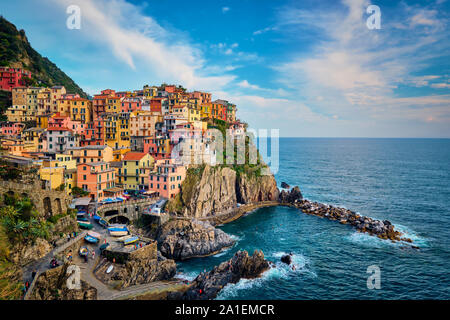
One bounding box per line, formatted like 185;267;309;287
120;152;154;190
0;67;31;91
77;162;116;201
147;159;186;199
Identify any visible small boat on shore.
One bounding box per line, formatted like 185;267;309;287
123;236;139;246
84;231;101;243
93;214;101;222
98;219;108;228
117;235;139;245
78;221;93;229
108;224;128;237
77;213;89;222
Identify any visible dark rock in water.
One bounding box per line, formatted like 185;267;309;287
279;186;303;203
170;250;270;300
281;254;292;265
157;219;235;260
281;182;290;189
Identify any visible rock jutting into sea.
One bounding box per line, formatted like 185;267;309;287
157;219;235;260
279;186;415;244
166;164;279;219
169;250;271;300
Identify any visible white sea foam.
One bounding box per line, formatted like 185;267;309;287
216;251;316;300
175;271;198;282
346;226;427;248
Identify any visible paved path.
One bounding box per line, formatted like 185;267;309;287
23;230;87;300
108;280;186;300
24;213;186;300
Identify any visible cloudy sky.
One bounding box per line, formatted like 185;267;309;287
2;0;450;137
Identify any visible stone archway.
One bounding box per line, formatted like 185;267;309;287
54;198;62;215
43;197;52;218
108;215;130;225
104;209;119;217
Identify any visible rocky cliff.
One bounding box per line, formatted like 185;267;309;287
170;250;270;300
29;263;97;300
167;165;279;218
157;219;235;260
10;238;52;266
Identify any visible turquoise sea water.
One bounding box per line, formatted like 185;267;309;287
177;138;450;299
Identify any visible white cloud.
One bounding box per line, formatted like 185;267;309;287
48;0;235;92
238;80;261;90
222;7;230;14
273;0;450;128
253;26;276;35
431;83;450;89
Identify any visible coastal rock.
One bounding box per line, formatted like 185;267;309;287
281;182;290;189
157;219;235;260
281;254;292;265
286;198;414;244
171;250;270;300
182;165;237;218
237;172;279;204
29;263;97;300
279;186;303;204
168;164;279;218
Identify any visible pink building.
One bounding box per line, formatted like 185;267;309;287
147;159;186;199
121;97;142;113
0;122;25;136
48;114;85;135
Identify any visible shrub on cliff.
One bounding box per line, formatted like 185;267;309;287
0;226;23;300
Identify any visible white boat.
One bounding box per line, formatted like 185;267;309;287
108;230;129;237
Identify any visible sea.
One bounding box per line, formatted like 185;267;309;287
177;138;450;299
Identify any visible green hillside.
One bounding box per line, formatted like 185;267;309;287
0;16;87;98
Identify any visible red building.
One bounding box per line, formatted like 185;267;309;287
93;89;115;119
0;67;32;91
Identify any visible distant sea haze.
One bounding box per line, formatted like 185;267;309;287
178;138;450;299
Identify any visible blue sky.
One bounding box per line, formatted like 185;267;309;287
2;0;450;137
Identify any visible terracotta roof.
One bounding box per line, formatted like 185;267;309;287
123;152;147;161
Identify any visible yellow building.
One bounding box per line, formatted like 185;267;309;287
37;88;51;115
67;145;114;164
37;115;49;129
70;98;92;123
39;166;65;190
121;152;154;190
143;85;157;98
57;98;71;116
5;105;27;122
106;97;122;113
21;127;44;152
26;87;40;120
188;106;201;122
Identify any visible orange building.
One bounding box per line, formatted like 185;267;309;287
77;162;116;201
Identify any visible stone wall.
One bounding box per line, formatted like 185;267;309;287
97;198;157;223
103;240;157;264
0;179;71;218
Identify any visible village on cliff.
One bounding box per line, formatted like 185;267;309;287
0;67;413;301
